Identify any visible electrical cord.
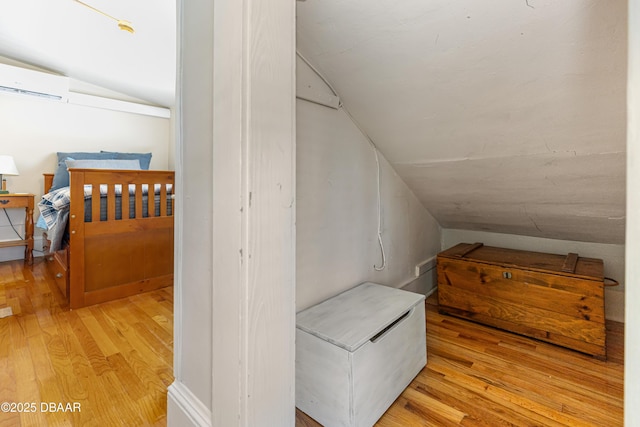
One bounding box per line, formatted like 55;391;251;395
372;148;386;271
1;208;46;254
1;207;44;254
2;208;24;240
296;51;340;99
343;109;386;271
297;50;387;270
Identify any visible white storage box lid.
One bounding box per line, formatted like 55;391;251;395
296;282;425;352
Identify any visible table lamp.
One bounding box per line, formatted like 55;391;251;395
0;155;19;194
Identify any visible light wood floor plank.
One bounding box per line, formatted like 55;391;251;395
76;310;120;357
377;395;450;427
106;352;148;402
130;293;174;335
2;259;625;427
0;320;19;427
414;370;538;427
296;291;624;427
0;259;173;426
12;346;48;427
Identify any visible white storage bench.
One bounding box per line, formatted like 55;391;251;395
296;282;426;427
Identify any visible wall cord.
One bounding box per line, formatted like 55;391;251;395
2;208;24;240
2;208;46;255
296;51;340;100
297;50;387;270
372;148;386;271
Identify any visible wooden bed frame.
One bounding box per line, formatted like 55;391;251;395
42;168;175;309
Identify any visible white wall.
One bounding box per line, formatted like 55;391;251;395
168;0;213;416
442;229;625;322
296;59;442;311
169;0;296;425
625;0;640;424
0;90;171;261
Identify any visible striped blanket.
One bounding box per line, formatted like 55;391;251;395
38;184;172;252
38;186;73;252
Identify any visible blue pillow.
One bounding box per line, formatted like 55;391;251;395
49;152;116;192
100;151;152;170
56;151;117;163
50;156;74;191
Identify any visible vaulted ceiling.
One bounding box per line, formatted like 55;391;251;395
0;0;175;106
297;0;627;244
0;0;627;244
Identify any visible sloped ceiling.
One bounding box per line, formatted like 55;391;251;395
297;0;627;244
0;1;626;243
0;0;175;106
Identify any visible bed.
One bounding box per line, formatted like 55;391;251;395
39;160;175;309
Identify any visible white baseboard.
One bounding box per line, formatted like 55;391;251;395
400;266;437;296
424;286;438;299
605;288;625;323
415;256;436;277
167;381;211;427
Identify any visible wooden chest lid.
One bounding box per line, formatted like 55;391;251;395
296;282;425;352
438;242;604;281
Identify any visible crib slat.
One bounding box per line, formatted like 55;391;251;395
160;184;167;217
107;184;116;221
135;184;143;219
122;184;131;220
91;185;101;222
146;184;154;217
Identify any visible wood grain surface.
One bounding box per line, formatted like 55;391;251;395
437;244;606;358
297;292;623;426
0;258;623;426
0;259;173;426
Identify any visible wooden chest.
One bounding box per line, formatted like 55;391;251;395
437;243;606;359
296;282;426;427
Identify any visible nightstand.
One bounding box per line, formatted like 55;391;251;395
0;193;34;265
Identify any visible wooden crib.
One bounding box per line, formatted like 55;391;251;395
42;168;175;309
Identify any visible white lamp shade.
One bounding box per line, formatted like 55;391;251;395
0;156;19;175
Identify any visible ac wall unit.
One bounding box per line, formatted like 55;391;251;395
0;63;69;101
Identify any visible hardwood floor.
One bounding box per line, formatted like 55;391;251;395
296;292;624;427
1;258;624;426
0;259;173;426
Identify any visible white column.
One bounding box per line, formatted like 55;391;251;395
626;1;639;425
169;0;296;425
